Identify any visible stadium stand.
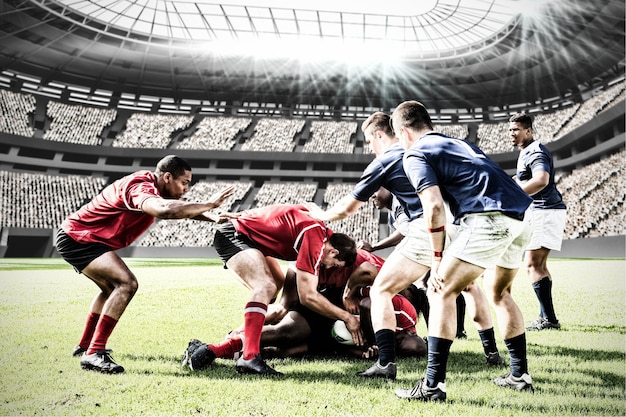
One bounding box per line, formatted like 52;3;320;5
323;183;379;245
111;113;194;148
252;182;318;207
241;118;305;152
433;124;469;140
559;150;626;239
43;102;117;146
0;170;107;229
176;116;252;150
302;120;357;154
0;89;36;137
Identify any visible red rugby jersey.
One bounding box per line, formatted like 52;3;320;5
61;171;160;250
231;204;331;275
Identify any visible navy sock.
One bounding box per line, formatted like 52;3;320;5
425;336;453;388
532;277;558;323
374;329;396;366
456;295;466;335
504;333;528;377
478;327;498;355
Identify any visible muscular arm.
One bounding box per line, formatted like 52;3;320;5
141;185;235;220
362;230;405;252
519;170;549;196
342;262;378;314
305;195;364;222
296;268;364;346
418;185;446;253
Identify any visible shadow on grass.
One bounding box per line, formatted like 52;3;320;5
562;323;626;334
120;344;624;395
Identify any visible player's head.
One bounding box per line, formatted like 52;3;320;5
372;187;393;210
391;101;433;149
361;112;395;156
155;155;192;199
322;232;357;268
509;112;533;129
508;112;534;149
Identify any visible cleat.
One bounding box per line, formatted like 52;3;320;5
356;361;397;380
456;330;468;339
526;317;561;331
72;345;87;357
188;344;216;371
486;351;505;366
181;338;206;367
494;373;534;393
236;354;282;376
395;378;447;402
80;350;124;374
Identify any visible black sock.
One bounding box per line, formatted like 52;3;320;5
504;333;528;377
532;277;558;323
456;294;466;336
425;336;453;388
478;327;498;355
374;329;396;366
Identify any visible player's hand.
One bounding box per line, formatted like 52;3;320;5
361;345;379;359
429;260;444;292
342;295;360;315
208;185;236;207
358;241;374;252
345;315;364;347
299;202;326;221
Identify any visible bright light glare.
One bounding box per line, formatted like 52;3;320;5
206;37;404;66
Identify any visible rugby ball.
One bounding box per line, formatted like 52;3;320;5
331;320;355;345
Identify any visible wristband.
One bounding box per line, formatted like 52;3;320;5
433;251;443;258
428;225;445;233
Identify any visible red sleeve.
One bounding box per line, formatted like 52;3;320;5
124;177;161;211
294;225;327;275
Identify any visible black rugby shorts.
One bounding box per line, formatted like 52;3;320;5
55;229;112;273
213;221;256;267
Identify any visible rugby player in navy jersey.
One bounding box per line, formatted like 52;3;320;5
391;100;534;401
305;112;503;381
509;112;566;331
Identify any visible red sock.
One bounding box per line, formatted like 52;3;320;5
87;314;118;355
242;302;266;360
209;336;243;359
78;312;100;349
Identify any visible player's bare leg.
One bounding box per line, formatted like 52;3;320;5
358;251;429;379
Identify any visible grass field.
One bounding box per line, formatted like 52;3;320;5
0;258;624;416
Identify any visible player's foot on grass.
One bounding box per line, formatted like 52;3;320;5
493;373;534;393
188;344;216;371
395;378;447;402
72;345;87;357
80;350;124;374
181;338;206;368
236;354;282;376
486;351;505;366
356;360;397;380
526;317;561;331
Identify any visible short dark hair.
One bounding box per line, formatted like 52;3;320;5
509;112;533;129
362;112;394;137
391;100;433;133
328;232;357;267
155;155;191;178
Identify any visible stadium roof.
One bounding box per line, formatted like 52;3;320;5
0;0;624;110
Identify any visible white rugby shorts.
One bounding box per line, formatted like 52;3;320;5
526;208;567;251
445;212;531;270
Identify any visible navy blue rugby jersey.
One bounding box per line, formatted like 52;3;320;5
516;140;566;210
403;133;532;222
351;143;423;220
